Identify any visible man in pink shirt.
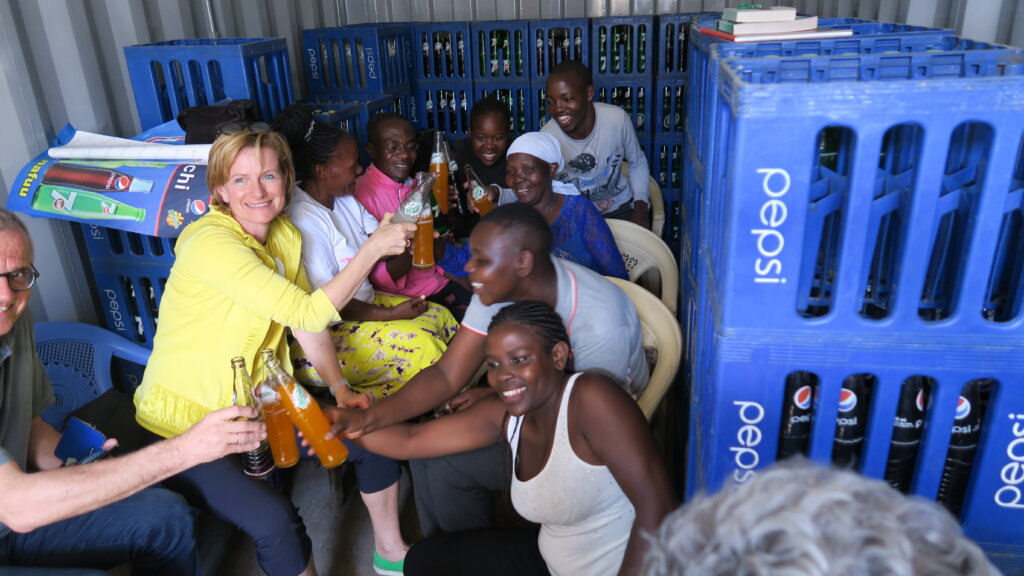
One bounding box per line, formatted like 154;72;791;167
355;113;473;320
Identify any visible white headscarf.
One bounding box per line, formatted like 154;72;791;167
506;132;580;196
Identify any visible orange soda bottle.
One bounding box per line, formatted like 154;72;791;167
262;350;348;468
464;165;495;216
429;131;450;214
257;349;300;468
394;172;438;269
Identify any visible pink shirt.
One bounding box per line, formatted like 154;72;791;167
354;163;450;297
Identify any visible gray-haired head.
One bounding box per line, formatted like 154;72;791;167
642;459;998;576
0;207;33;259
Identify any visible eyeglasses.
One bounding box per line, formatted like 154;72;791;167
380;142;419;155
218;122;272;136
0;265;39;291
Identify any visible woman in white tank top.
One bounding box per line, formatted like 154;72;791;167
349;301;676;575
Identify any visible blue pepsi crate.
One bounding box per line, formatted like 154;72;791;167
124;38;293;130
594;78;653;145
87;259;169;349
650;134;683;197
414;80;474;136
356;91;408;127
296;98;371;164
471;20;531;81
686;22;957;187
78;224;177;266
684;30;1008;278
655;13;691;78
653;78;685;136
412;22;472;81
685;331;1024;573
301;24;413;99
474;80;533;136
74;225;175;348
527;18;590;79
680;148;703;283
530;79;551;130
298;99;361;135
665;196;682;254
591;16;655;79
700;51;1024;341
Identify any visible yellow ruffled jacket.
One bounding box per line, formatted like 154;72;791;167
134;208;340;438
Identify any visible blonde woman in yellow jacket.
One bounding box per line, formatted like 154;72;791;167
133;129;414;576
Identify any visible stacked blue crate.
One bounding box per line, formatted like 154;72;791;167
412;22;473;135
79;226;175;348
686;19;955;195
680;24;984;342
686;47;1024;572
471;20;532;136
300;24;414;140
474;83;533;136
528;18;590;130
296;99;376;164
301;24;412;99
652;13;690;253
593;81;651;156
124;38;294;130
589;16;655;147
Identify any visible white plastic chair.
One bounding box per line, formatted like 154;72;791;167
606;277;683;420
649;175;665;238
607;219;679;315
621;162;664;238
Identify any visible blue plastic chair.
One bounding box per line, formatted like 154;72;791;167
35;322;151;431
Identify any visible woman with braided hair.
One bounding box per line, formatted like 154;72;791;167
337;301;676;576
272;105;459;401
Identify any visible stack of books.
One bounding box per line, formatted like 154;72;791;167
700;6;854;43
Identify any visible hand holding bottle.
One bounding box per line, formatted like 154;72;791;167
463;165;498;215
367;213;417;260
322;406;371;440
171;406;267;467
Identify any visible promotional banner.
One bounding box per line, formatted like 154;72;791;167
6;122;213;238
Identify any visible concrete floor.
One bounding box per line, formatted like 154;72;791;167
197;461;421;576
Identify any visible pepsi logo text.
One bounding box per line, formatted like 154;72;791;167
730;400;765;485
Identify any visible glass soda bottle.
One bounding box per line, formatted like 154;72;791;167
262;351;348;469
464;165;495;216
392;172;437;269
231;356;275;479
430;131;450;214
257;349;299;468
34;185;146;222
42;162;153;193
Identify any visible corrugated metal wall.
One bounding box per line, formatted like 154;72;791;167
1;0;1022;322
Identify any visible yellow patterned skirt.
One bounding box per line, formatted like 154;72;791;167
290;293;459;399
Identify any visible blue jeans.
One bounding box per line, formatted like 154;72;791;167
163;456;312;576
0;487;197;576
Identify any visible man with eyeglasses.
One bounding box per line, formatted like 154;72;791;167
0;207;265;573
354;112;473;320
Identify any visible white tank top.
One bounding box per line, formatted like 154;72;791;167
508;373;636;576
